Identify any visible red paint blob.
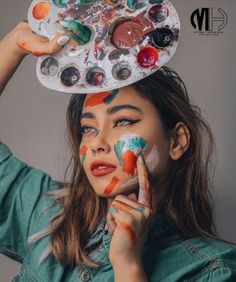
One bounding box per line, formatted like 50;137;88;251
32;2;51;20
121;151;137;176
85;92;109;107
104;176;120;195
137;46;159;68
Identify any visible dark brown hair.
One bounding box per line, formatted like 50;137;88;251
47;66;229;269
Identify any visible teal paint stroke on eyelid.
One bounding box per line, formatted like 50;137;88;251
104;89;119;104
114;134;147;165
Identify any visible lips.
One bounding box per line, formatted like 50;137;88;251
90;160;117;176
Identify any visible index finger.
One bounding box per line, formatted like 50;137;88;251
136;154;152;208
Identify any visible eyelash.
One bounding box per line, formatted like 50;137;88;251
80;117;140;135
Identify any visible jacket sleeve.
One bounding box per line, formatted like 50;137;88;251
0;141;61;263
194;266;236;282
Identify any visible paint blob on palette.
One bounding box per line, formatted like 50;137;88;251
28;0;180;94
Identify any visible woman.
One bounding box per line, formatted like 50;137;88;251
0;22;236;282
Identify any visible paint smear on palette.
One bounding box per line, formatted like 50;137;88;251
104;176;120;195
32;2;51;20
80;144;88;166
84;89;119;107
114;132;147;176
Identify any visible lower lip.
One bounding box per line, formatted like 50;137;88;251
91;167;117;176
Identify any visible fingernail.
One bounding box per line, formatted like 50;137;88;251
57;35;70;46
138;155;143;164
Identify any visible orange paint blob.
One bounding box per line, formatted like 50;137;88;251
32;2;51;20
80;144;88;155
104;176;120;195
121;150;137;176
119;221;137;243
85;92;109;107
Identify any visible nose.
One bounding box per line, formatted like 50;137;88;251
89;133;111;155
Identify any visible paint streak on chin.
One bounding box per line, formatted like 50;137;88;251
104;176;120;195
119;221;137;243
121;150;137;176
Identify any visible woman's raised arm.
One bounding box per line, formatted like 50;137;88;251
0;21;68;95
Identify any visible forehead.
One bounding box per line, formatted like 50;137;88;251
83;86;144;111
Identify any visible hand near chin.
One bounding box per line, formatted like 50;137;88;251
106;154;154;269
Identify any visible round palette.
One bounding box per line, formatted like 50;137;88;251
28;0;180;94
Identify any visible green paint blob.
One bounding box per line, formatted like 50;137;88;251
60;20;92;45
53;0;70;8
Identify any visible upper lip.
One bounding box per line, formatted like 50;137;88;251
90;160;117;171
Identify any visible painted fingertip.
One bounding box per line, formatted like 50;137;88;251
57;35;70;46
138;154;143;164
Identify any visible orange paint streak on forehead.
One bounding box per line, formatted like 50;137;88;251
84;92;109;107
104;176;120;195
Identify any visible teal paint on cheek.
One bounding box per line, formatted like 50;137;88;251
114;139;126;166
114;134;147;167
81;155;86;166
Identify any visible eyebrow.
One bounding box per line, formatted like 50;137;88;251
80;104;143;121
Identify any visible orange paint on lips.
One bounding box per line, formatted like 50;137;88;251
32;2;51;20
84;92;109;107
104;176;120;195
121;150;137;176
119;221;137;243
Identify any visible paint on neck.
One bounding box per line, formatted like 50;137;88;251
114;132;147;176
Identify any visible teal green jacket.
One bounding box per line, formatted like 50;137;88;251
0;141;236;282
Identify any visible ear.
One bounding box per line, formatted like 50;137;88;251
169;122;190;160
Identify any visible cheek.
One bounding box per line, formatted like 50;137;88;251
114;132;147;176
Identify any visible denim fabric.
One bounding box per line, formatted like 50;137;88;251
1;141;236;282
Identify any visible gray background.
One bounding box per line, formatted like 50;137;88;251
0;0;235;281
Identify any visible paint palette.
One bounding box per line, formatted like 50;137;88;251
28;0;180;94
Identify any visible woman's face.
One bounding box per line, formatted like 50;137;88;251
79;86;171;199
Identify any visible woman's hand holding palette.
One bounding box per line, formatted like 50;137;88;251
28;0;180;93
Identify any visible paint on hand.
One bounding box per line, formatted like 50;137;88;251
84;89;119;107
119;221;137;243
16;41;50;56
32;2;51;20
114;132;147;176
104;176;120;195
80;144;88;166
